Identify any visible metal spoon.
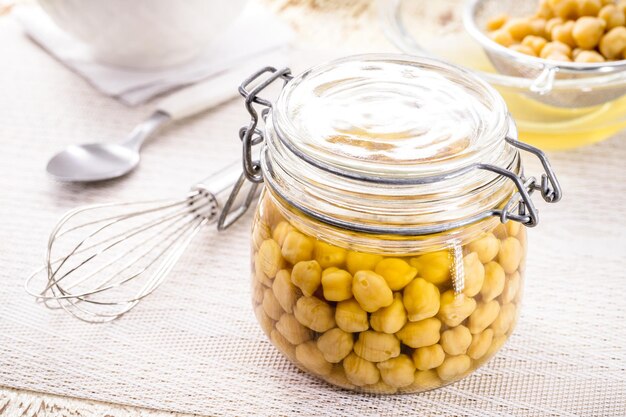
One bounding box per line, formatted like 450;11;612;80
46;69;248;182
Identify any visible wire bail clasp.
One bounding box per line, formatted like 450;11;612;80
495;136;562;227
218;66;293;230
238;67;293;184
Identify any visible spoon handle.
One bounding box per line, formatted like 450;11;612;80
157;68;252;121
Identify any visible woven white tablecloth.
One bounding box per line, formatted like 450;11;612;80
1;3;625;416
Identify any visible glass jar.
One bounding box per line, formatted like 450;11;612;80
233;55;561;394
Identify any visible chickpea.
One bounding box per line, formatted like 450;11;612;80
272;221;295;246
377;354;416;388
577;0;603;15
326;366;356;390
295;341;332;376
362;380;398;395
574;46;584;57
281;230;314;265
600;26;626;59
321;267;353;301
335;298;369;332
552;20;577;47
485;335;508;357
517;226;528;253
401;277;440;322
294;296;336;332
412;344;445;371
270;329;296;360
254;256;274;288
276;313;312;345
317;328;354;363
364;381;397;394
291;260;322;297
575;50;607;61
440;325;473;356
437;355;471;381
546;17;566;35
260;196;283;229
481;261;506;302
490;29;515;47
314;241;347;269
546;51;574;61
438;290;477;327
255;305;274;334
374;258;417;291
505;18;535;40
468;233;500;263
346;251;383;275
369;293;406;334
548;0;578;19
468;300;501;334
252;222;271;251
501;271;521;304
498;237;523;274
485;334;509;358
410;370;441;391
252;281;264;304
573;46;583;56
272;269;299;313
352;270;394;313
468;329;494;360
509;44;538;56
262;288;284;321
343;352;380;386
491;303;517;336
505;221;522;237
573;17;606;49
257;239;285;279
536;0;556;19
409;251;452;285
487;13;509;31
529;17;549;37
599;4;626;29
462;252;485;297
396;318;442;348
354;331;401;362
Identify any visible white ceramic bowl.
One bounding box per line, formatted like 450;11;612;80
38;0;249;69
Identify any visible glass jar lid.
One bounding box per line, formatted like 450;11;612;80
273;55;511;179
229;54;561;239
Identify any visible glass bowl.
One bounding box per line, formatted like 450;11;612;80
381;0;626;150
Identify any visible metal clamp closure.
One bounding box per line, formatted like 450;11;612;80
232;66;562;234
494;136;562;227
217;173;260;231
238;67;293;184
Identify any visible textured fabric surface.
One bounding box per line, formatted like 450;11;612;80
1;5;626;417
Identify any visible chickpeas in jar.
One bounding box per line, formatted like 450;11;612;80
234;55;561;394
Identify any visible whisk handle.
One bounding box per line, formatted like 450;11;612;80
192;161;260;229
194;161;243;198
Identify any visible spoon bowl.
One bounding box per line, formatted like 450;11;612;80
47;143;141;182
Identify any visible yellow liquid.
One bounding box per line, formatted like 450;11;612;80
447;46;626;151
500;90;626;150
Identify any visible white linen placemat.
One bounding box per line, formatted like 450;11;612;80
0;10;625;417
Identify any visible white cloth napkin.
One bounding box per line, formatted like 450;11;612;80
16;4;293;106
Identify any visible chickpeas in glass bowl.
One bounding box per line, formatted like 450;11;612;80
382;0;626;150
466;0;626;108
231;55;562;394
